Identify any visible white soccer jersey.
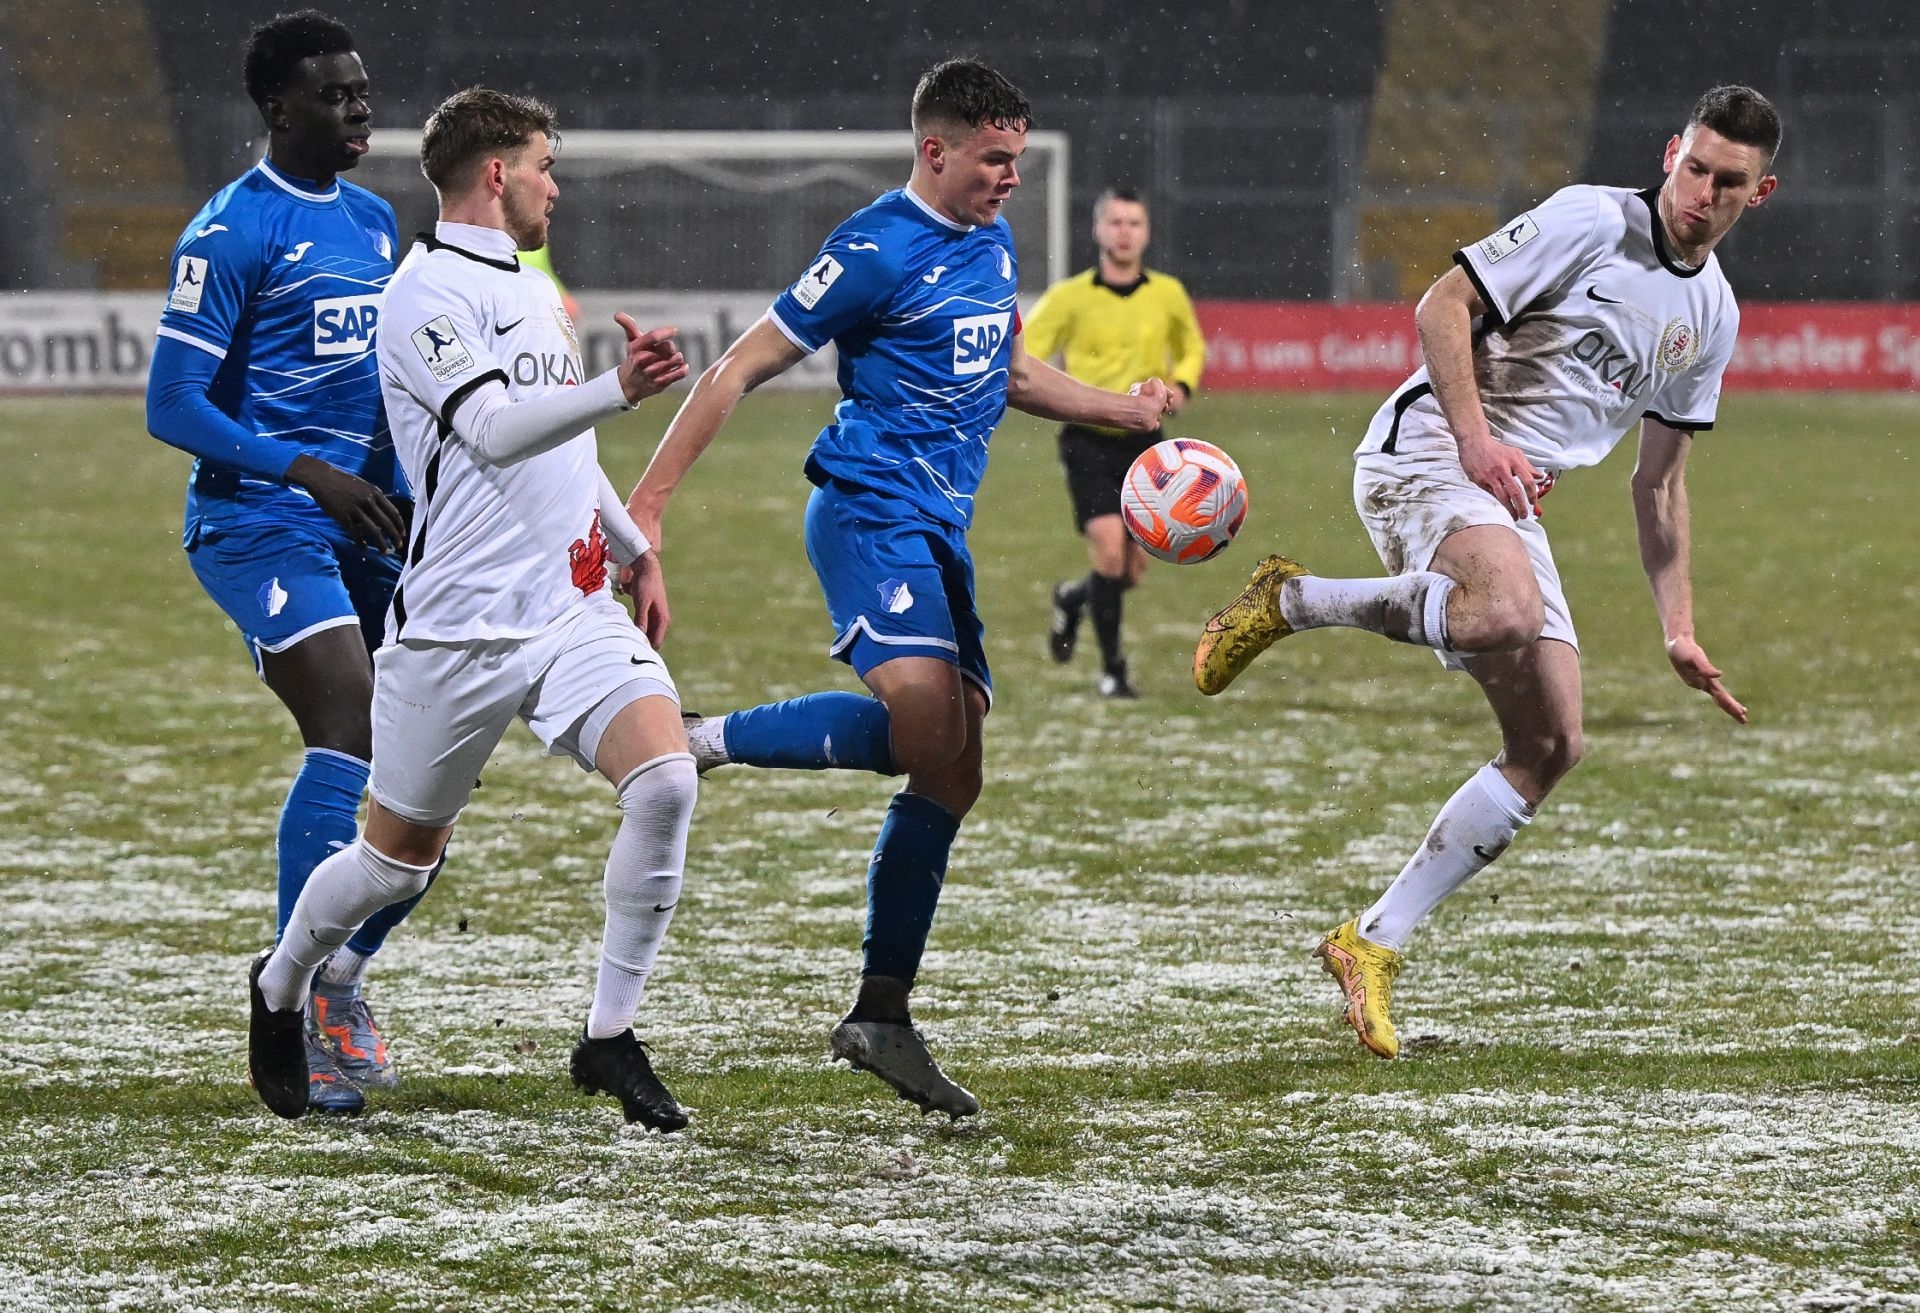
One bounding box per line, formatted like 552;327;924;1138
1359;185;1739;472
378;221;618;642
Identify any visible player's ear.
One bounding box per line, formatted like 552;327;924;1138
920;134;946;173
1661;133;1683;174
261;94;289;133
1749;174;1777;207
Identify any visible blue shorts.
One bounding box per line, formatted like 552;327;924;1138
804;480;992;706
186;514;401;674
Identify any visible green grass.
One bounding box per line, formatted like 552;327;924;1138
3;391;1919;1311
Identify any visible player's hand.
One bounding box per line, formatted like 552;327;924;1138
1457;433;1543;521
1167;383;1190;416
613;314;688;405
1125;378;1175;432
619;550;671;647
1664;635;1747;723
286;453;408;555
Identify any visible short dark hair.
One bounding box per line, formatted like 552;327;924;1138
419;88;560;191
911;59;1032;138
1690;85;1782;164
244;10;355;107
1094;187;1147;221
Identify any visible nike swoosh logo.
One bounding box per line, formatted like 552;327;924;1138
283;241;314;262
1472;842;1510;863
922;265;947;284
325;839;351;852
1585;286;1622;304
629;654;655;665
494;319;524;334
847;241;879;251
652;900;678;914
194;223;228;239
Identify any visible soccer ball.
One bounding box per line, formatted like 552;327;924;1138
1120;438;1249;564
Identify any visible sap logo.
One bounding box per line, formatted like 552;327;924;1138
1569;328;1649;398
951;312;1012;376
313;295;381;356
512;352;584;387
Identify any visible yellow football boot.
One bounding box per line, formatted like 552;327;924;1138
1193;555;1311;695
1313;919;1404;1059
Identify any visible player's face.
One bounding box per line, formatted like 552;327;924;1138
1094;199;1149;266
1658;125;1777;257
500;134;559;252
266;52;372;178
934;122;1027;227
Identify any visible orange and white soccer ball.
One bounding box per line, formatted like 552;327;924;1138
1120;438;1249;564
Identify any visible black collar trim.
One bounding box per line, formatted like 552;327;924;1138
419;231;520;272
1092;267;1149;297
1635;189;1705;279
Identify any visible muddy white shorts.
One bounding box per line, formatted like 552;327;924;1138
1352;434;1576;671
369;593;679;826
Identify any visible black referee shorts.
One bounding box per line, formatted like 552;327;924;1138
1057;425;1162;533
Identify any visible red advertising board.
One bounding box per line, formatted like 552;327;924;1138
1195;301;1920;392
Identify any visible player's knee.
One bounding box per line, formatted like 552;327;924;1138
615;752;698;826
1452;591;1545;652
909;758;983;818
1508;727;1584;790
357;839;438;902
882;696;970;775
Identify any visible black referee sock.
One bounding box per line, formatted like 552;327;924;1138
1088;572;1129;672
1059;574;1092;611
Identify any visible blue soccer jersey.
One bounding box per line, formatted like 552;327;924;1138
768;188;1019;530
149;159;404;543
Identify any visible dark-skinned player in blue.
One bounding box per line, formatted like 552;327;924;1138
145;10;429;1112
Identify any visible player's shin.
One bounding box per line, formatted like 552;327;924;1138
854;792;960;1017
1088;571;1129;670
259;839;438;1011
275;749;369;934
721;691;896;773
587;753;696;1038
1281;572;1456;649
1358;763;1534;950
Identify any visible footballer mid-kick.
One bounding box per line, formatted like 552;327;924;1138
1194;85;1780;1058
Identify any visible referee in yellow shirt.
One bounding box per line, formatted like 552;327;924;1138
1025;188;1205;697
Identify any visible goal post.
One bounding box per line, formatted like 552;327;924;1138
358;129;1073;293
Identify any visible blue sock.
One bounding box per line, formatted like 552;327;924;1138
723;691;896;773
863;792;960;985
276;749;434;958
276;749;370;937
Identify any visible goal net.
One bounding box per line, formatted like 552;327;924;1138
356;130;1072;293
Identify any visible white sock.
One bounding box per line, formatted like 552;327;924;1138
1358;763;1534;951
1280;572;1454;649
686;714;730;765
261;840;437;1012
317;946;371;992
587;753;697;1038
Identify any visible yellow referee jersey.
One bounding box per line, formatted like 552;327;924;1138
1023;266;1206;435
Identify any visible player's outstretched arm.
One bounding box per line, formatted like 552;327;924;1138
1417;265;1541;521
625;316;807;548
1632;416;1747;723
1005;334;1170;430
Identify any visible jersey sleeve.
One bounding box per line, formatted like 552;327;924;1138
1164;276;1206;393
380;272;510;427
1645;306;1738;432
155;221;258;361
1452;186;1606;328
766;228;899;354
1021;279;1072;362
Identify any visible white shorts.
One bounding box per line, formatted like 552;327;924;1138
1352;436;1575;672
369;593;679;826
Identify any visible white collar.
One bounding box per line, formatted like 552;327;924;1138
902;185;974;233
433;221;520;260
255;159;339;203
